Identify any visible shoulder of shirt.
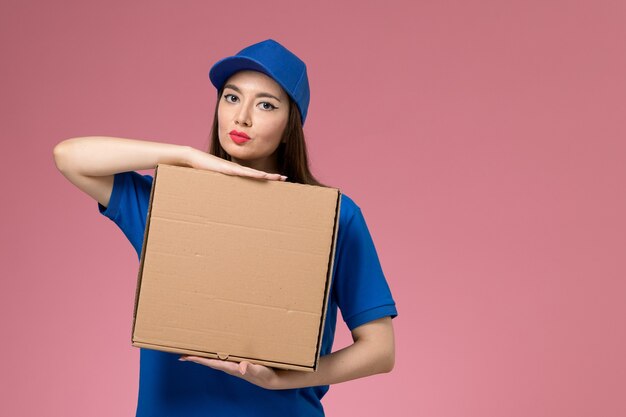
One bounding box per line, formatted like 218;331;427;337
117;171;153;181
339;193;361;227
132;172;154;185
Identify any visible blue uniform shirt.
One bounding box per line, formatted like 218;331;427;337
98;171;398;417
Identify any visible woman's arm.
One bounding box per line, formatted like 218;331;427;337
275;316;396;388
53;136;198;176
53;136;285;207
180;316;395;389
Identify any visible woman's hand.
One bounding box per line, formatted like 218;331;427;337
185;147;287;181
178;356;285;390
177;317;395;390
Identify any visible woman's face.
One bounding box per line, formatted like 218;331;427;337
217;70;290;172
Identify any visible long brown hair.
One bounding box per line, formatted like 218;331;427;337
207;85;326;187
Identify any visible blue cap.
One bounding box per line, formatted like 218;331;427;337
209;39;310;125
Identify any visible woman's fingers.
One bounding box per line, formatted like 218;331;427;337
191;151;287;181
181;356;255;377
227;163;287;181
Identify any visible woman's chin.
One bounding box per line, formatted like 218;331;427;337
226;149;253;163
220;140;276;169
220;142;249;159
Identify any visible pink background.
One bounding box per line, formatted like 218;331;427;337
1;0;625;416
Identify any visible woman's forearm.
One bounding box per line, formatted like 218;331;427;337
53;136;193;176
274;337;394;390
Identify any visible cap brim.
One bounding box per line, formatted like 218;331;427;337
209;56;282;93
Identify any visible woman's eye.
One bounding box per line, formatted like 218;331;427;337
224;94;275;110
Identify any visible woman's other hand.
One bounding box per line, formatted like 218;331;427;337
186;147;286;181
179;356;284;390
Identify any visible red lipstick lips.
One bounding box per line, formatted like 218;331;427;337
229;130;251;144
230;130;250;139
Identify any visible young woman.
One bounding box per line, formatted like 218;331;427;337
54;39;398;417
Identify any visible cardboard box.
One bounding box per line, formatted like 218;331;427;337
131;164;341;372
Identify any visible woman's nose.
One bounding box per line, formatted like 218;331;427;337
235;104;252;127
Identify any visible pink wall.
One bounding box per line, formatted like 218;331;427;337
2;0;625;416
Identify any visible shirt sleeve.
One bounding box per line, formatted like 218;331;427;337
97;171;153;258
333;207;398;331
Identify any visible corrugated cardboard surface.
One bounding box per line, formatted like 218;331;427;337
132;164;341;371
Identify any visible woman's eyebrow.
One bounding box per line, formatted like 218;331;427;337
223;84;282;102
